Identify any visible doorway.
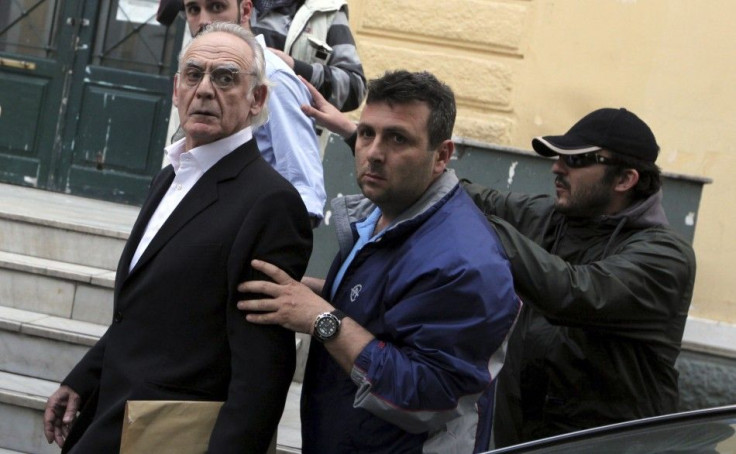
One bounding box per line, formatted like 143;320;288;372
0;0;184;204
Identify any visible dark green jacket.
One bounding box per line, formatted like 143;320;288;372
463;182;696;446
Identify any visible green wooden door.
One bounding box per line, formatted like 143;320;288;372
0;0;185;205
0;0;73;188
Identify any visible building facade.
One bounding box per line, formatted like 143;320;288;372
345;0;736;407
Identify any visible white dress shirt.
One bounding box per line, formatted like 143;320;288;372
129;127;254;271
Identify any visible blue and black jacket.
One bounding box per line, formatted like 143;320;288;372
301;170;521;453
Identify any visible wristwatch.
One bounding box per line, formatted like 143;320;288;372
313;309;347;342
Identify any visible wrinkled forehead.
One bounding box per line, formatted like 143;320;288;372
181;32;253;70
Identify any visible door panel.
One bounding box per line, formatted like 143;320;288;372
76;84;164;172
67;71;171;199
63;63;175;202
59;0;184;204
0;69;50;185
0;0;74;189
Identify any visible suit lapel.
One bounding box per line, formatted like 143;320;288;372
115;167;175;294
126;139;261;278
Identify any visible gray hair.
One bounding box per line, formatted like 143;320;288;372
178;22;270;128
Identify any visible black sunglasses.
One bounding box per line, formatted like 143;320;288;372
559;152;619;168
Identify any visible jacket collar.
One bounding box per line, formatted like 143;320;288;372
166;127;254;173
331;169;459;258
586;189;669;229
117;139;261;287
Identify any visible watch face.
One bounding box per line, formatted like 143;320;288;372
316;314;339;339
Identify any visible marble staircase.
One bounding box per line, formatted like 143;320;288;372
0;184;132;453
0;183;302;453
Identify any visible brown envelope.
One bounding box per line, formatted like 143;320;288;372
120;400;224;454
119;400;279;453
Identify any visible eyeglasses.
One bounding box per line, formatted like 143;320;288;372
179;66;243;90
559;152;619;168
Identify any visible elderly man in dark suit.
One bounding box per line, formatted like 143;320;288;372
43;22;312;453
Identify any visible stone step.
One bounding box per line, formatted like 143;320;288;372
0;372;60;454
0;304;307;384
0;306;107;383
0;213;128;271
0;371;302;454
0;183;138;270
0;251;114;325
0;183;305;451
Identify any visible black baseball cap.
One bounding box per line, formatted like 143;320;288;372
531;108;659;163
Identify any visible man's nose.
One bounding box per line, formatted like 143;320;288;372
364;138;385;163
195;72;216;98
198;12;215;31
551;157;567;174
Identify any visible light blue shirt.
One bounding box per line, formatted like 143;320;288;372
256;36;326;220
330;207;383;299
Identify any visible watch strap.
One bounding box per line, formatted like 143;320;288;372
330;308;347;321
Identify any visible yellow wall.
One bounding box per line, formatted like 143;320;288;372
348;0;736;323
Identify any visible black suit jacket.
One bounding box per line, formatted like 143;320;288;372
61;139;313;453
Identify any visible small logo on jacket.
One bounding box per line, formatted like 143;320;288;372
350;284;362;302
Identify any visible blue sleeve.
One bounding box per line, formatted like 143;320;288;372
256;68;326;220
350;257;520;434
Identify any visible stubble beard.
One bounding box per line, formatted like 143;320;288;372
554;179;613;218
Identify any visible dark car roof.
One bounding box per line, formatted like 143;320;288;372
486;405;736;453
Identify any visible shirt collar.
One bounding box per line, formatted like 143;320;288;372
255;34;267;50
165;127;254;174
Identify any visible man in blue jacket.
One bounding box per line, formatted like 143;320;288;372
238;70;520;453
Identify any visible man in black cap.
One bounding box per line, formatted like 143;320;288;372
463;107;697;446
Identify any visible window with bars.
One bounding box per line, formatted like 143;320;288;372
0;0;62;58
92;0;181;75
0;0;182;76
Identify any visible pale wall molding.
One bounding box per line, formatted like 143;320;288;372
682;317;736;359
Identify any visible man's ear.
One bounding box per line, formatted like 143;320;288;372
614;168;639;193
249;84;268;116
173;73;180;108
240;0;253;24
434;139;454;174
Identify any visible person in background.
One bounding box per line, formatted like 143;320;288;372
43;23;312;453
237;70;520;453
159;0;326;226
158;0;366;112
249;0;366;112
464;108;696;445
